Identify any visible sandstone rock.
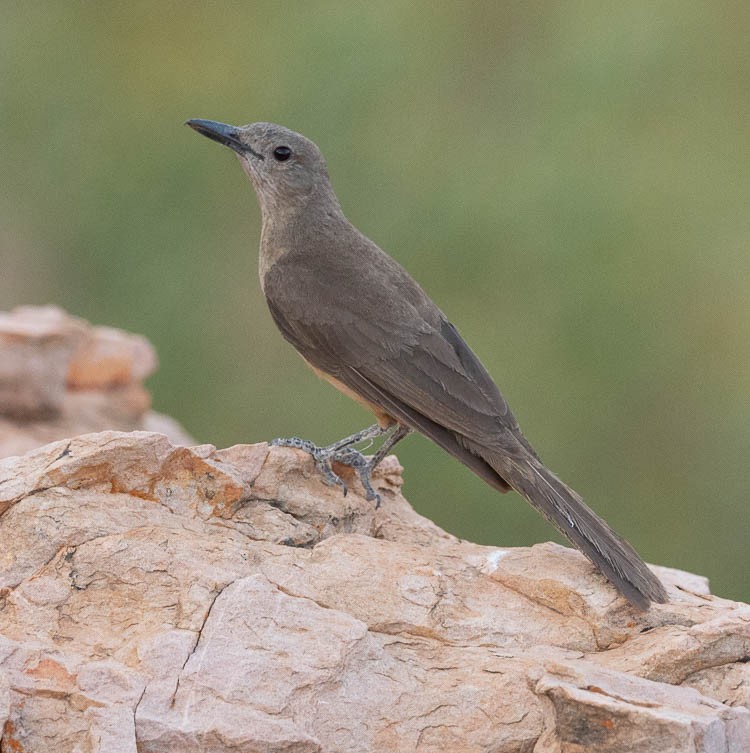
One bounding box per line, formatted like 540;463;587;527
0;430;748;752
0;306;192;457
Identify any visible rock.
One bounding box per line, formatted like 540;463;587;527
0;306;192;457
0;430;748;752
0;305;85;420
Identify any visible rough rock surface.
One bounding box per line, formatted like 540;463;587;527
0;306;192;458
0;430;748;752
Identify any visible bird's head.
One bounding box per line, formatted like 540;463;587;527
186;119;332;215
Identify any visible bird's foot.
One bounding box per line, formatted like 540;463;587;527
330;447;381;507
269;435;381;505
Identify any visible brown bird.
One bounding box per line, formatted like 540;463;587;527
187;118;668;610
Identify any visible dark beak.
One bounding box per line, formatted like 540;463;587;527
186;119;247;155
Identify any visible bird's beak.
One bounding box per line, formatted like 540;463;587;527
186;119;247;155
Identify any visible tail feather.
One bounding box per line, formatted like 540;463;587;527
339;370;667;608
491;450;668;609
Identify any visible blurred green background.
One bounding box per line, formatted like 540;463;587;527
1;2;748;601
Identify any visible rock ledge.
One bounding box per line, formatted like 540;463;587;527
0;430;748;752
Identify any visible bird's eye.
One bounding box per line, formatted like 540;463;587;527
273;146;292;162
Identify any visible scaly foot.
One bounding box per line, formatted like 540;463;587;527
270;423;412;508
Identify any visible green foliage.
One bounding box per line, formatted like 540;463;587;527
2;2;748;600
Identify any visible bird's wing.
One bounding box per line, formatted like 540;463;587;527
263;244;670;609
263;242;532;457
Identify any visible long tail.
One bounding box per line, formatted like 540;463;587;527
489;449;668;609
340;374;668;609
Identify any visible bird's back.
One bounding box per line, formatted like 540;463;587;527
261;212;527;451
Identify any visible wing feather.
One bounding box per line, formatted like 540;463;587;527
263;241;529;456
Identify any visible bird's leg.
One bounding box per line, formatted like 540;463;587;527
269;423;389;496
330;424;413;507
364;424;412;471
320;423;387;453
270;423;412;505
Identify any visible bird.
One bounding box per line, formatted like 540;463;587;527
186;118;668;610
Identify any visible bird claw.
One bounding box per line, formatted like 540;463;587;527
331;447;381;506
270;435;379;503
314;454;348;495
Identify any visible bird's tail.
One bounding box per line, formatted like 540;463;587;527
489;450;668;609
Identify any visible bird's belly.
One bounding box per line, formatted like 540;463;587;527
303;358;396;428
